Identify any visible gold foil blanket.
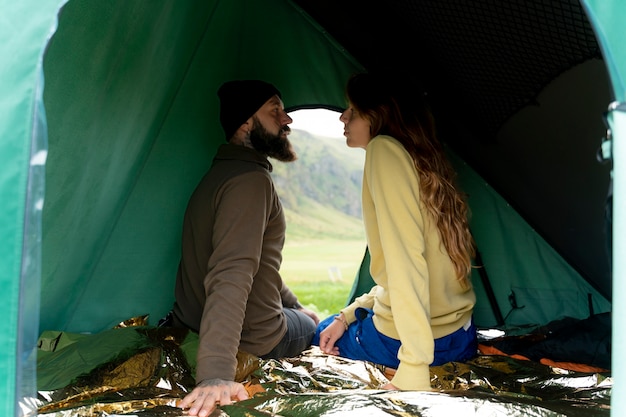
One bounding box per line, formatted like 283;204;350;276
29;325;611;416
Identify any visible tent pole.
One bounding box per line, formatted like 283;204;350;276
474;250;505;327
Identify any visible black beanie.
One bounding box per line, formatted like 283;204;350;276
217;80;282;140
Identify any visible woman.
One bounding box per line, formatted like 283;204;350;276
313;73;477;391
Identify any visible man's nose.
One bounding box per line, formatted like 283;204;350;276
281;112;293;124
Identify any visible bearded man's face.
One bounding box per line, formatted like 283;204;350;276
249;116;297;162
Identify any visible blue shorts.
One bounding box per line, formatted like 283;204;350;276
312;307;477;368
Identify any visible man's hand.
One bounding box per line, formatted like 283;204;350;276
299;307;320;325
179;378;249;416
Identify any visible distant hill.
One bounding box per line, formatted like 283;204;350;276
271;129;366;241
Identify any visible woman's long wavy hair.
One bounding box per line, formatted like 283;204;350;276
346;73;475;285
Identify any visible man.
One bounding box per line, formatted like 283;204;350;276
173;80;319;416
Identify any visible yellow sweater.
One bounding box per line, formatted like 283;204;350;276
341;135;475;390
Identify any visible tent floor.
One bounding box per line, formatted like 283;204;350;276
31;323;611;416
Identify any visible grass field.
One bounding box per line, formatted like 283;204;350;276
281;239;366;318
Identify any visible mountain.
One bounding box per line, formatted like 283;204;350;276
271;129;366;240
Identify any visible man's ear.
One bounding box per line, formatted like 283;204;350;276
230;118;253;145
240;118;253;134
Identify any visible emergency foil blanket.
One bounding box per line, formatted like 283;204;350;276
28;325;611;416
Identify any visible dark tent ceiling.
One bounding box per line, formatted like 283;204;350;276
295;0;603;134
293;0;613;299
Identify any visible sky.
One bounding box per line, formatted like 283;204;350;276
289;108;343;138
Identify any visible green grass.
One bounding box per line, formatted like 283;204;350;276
281;239;366;318
287;281;354;319
283;200;365;241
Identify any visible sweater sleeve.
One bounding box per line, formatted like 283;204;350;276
340;285;377;324
280;284;300;309
195;171;273;382
365;136;434;390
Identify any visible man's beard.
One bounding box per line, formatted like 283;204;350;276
249;117;297;162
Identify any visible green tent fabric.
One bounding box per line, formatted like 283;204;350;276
39;0;362;335
583;0;626;411
1;0;625;415
0;1;66;414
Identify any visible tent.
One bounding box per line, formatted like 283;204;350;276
0;0;623;415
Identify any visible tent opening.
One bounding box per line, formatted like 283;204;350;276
276;108;366;316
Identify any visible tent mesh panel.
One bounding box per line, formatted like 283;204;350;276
295;0;602;135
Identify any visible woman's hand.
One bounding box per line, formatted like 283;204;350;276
179;378;249;416
318;313;347;355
